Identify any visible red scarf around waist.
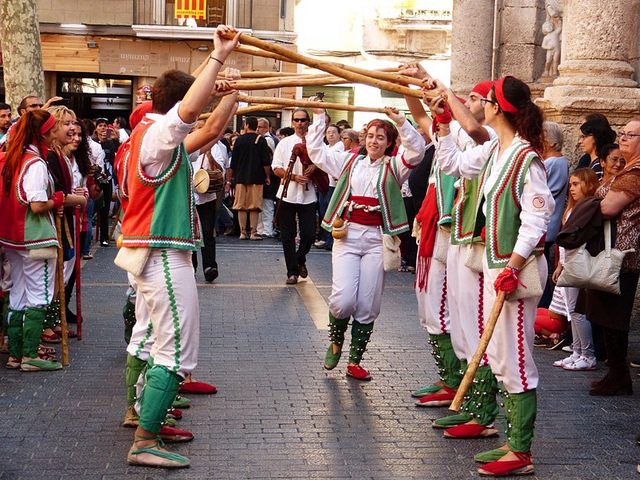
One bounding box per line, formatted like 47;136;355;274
344;195;382;226
415;185;438;292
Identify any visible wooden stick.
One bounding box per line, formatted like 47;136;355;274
74;208;83;341
55;216;69;366
237;95;390;114
235;44;290;62
232;75;350;90
228;33;425;98
239;71;301;78
449;290;507;412
236;104;283;115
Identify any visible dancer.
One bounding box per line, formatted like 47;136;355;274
435;76;554;476
306;103;426;381
118;25;239;468
0;110;86;371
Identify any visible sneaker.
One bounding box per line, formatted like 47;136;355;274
553;352;580;368
82;254;93;260
533;334;551;348
630;359;640;368
563;356;597;371
101;240;109;247
561;345;573;353
314;240;327;249
546;333;567;351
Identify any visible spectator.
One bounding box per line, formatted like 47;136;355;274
599;143;625;184
94;117;119;246
272;109;317;284
335;119;352;132
575;116;616;180
276;126;294;139
0;102;11;141
538;121;569;308
550;168;599;370
80;119;105;259
584;119;640;396
227;116;272;240
256;118;277;237
340;129;359;153
113;116;130;143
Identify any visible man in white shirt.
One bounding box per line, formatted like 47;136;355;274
256;117;277;237
272;109;317;284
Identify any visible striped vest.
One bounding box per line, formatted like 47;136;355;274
120;118;200;250
475;139;544;268
0;150;57;250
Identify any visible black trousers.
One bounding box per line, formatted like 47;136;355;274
98;182;112;243
192;199;219;273
278;200;316;277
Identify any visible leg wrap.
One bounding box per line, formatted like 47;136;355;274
138;364;181;435
123;300;136;345
459;365;499;426
125;354;147;408
502;388;537;453
429;334;462;389
44;299;60;329
7;310;25;359
328;313;349;345
348;320;374;365
23;307;46;358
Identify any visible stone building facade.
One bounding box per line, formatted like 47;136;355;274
450;0;640;162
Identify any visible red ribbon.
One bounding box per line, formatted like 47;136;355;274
494;77;519;114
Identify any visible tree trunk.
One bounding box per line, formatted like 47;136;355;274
0;0;44;113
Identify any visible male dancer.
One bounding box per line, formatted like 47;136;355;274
118;25;239;468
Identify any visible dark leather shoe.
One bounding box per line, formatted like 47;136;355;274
298;264;308;278
286;275;298;285
589;368;632;396
204;267;219;283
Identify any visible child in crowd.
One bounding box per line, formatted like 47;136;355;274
551;168;600;370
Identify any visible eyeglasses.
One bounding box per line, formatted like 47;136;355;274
480;98;498;107
292;118;309;123
618;131;640;139
27;103;43;109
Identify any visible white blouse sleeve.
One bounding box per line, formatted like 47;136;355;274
435;134;496;179
22;161;50;203
513;160;555;259
392;120;427;183
306;112;350;179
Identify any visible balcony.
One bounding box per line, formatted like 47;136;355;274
134;0;226;27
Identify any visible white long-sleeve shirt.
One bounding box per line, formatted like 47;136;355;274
272;132;317;204
436;133;554;260
306;113;426;197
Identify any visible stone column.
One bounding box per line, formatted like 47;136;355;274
450;0;495;94
539;0;640;160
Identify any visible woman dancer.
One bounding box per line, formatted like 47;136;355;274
306;105;426;381
434;76;554;476
0;110;86;371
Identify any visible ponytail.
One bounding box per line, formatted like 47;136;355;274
498;76;545;153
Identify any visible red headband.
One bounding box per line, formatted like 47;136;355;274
494;77;519;114
40;115;56;134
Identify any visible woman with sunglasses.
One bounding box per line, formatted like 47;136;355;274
0;110;85;371
433;76;554;477
306;103;426;381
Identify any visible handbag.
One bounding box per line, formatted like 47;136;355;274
114;247;151;276
464;242;485;273
382;234;401;272
511;256;543;300
433;225;451;264
556;220;634;294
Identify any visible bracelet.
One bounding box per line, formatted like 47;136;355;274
209;55;224;66
506;265;520;274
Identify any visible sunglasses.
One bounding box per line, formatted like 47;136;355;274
292;118;309;123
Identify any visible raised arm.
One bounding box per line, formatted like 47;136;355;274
184;91;238;154
306;110;350;179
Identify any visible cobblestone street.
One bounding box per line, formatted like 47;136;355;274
1;238;639;479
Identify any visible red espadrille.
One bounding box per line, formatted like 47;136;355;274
179;380;217;395
415;386;456;407
158;425;194;443
166;407;183;420
444;422;499;439
346;364;371;381
478;452;534;476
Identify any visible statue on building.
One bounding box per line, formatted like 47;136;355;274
539;1;563;80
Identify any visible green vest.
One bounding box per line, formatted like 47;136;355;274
322;153;408;235
475;139;543;268
433;161;457;226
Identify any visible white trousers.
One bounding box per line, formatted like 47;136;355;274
483;255;546;393
329;223;384;325
256;199;275;236
126;281;154;362
415;229;450;336
447;244;487;365
132;249;199;379
5;249;55;310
